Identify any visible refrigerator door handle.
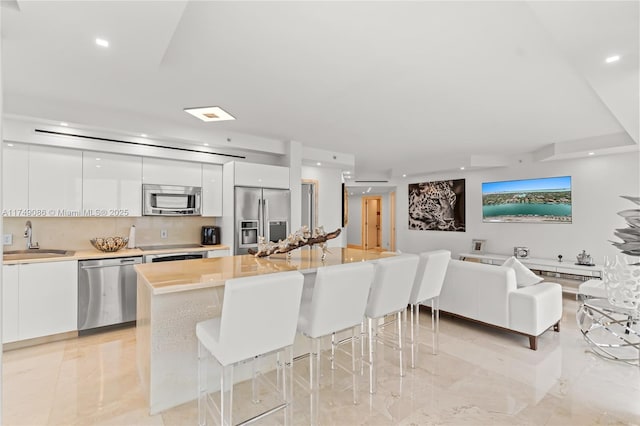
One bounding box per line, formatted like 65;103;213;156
263;199;269;241
258;197;263;239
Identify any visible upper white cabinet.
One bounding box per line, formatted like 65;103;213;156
142;158;202;187
29;145;83;213
83;152;142;216
202;164;223;217
2;143;29;212
233;162;289;189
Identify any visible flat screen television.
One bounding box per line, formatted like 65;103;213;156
482;176;572;223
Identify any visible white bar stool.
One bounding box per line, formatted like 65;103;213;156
364;254;419;394
296;262;375;424
408;250;451;367
196;271;304;426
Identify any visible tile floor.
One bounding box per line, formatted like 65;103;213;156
3;296;639;425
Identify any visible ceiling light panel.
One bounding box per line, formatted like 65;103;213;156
605;55;620;63
184;106;236;122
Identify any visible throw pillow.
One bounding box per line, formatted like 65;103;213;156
502;256;543;287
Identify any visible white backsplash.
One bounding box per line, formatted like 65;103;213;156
2;216;217;251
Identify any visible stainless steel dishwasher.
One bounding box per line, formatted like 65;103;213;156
78;256;142;333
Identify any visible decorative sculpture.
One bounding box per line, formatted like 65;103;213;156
611;195;640;261
248;226;341;258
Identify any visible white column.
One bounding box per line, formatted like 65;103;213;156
285;141;303;233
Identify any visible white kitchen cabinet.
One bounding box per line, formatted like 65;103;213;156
142;158;202;187
233;162;289;189
29;145;83;214
207;249;230;258
202;164;223;216
2;264;20;343
18;260;78;340
83;152;142;216
2;143;29;214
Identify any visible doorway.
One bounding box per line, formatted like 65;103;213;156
361;196;382;250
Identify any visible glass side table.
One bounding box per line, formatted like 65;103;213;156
577;298;639;367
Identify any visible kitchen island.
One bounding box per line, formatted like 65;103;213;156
135;247;394;414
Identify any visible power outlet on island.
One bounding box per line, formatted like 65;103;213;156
160;229;168;239
3;234;12;245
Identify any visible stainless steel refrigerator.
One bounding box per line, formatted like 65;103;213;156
235;186;291;255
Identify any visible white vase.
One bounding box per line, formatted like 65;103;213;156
603;255;640;310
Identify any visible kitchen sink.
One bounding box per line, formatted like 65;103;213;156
3;249;75;261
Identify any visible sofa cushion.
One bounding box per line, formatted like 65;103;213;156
502;256;543;287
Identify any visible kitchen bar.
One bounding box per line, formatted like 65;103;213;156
134;247;394;414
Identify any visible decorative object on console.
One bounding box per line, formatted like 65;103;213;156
247;226;341;258
514;246;529;258
576;250;594;266
90;236;128;252
502;256;543;287
482;176;572;223
408;179;465;232
558;254;563;263
471;239;486;253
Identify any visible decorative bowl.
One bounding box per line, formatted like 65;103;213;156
90;237;129;252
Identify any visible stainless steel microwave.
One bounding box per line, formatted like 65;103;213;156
142;184;201;216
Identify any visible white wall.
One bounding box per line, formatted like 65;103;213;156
396;152;640;264
301;166;345;247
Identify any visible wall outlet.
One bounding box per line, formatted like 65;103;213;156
3;234;12;245
160;229;168;239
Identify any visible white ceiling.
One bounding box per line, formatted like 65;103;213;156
2;1;638;179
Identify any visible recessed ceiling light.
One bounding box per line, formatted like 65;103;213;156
204;143;209;146
605;55;620;64
402;174;407;178
362;192;365;194
184;106;235;122
316;162;322;166
350;192;354;196
60;122;68;126
96;157;101;161
140;133;148;138
7;143;14;147
588;152;595;156
95;38;109;48
96;165;102;168
460;167;465;170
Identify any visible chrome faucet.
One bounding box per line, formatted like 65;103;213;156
24;220;39;249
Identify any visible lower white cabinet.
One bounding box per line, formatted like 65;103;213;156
2;264;20;343
207;249;230;258
2;260;78;343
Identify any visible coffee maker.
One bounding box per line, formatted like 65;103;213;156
201;226;221;245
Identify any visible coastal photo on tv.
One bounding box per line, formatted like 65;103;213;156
482;176;572;223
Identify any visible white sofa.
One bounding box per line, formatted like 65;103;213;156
438;259;563;350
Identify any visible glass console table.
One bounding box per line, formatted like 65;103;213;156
458;252;603;295
577;298;639;367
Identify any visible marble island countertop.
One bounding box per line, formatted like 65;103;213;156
135;247;395;295
3;244;229;265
